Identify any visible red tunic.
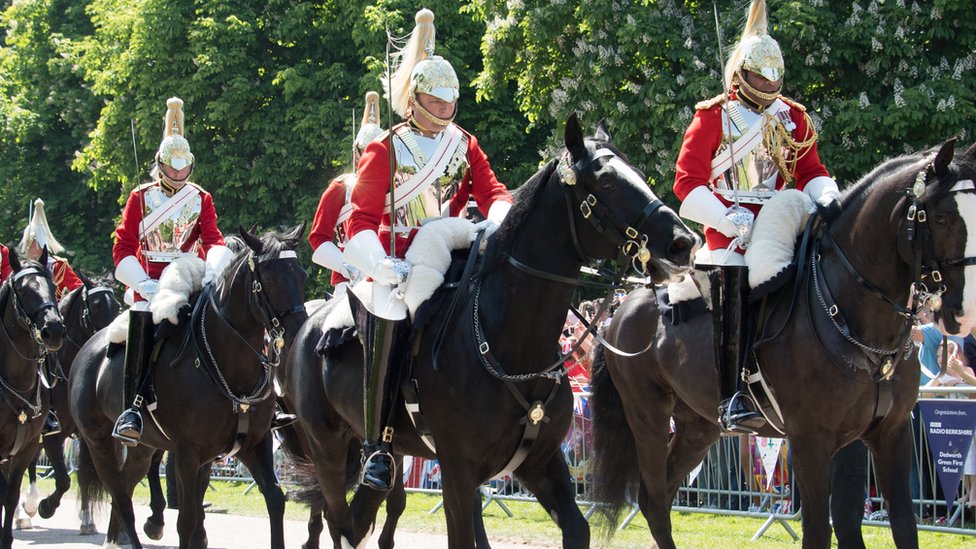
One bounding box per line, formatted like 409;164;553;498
673;94;830;252
309;175;353;286
112;182;225;280
348;124;512;258
51;257;83;301
0;245;11;283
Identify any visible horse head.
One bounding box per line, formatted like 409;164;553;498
234;224;309;348
5;247;64;352
559;113;697;282
80;271;121;333
895;139;976;335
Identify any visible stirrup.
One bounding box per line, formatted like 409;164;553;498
42;412;61;437
112;409;143;447
719;394;766;435
359;446;396;491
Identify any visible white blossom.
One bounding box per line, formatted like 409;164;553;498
858;92;870;108
871;37;883;52
616;101;628;114
893;78;905;108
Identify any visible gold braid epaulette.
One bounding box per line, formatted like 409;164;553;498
695;94;726;110
778;96;807;112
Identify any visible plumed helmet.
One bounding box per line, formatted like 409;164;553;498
723;0;785;88
19;198;64;255
387;9;459;119
156;97;194;170
355;91;384;153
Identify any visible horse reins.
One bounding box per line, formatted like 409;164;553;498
0;267;60;458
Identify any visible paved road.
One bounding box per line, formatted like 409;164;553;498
11;498;553;548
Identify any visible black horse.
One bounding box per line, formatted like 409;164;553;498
69;227;308;549
0;249;65;549
590;140;976;549
16;272;120;533
286;114;697;548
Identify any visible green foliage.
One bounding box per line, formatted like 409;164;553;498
3;0;975;296
472;0;976;200
0;0;116;273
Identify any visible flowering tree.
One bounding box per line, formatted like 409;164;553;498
471;0;976;194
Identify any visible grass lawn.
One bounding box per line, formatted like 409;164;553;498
33;476;974;547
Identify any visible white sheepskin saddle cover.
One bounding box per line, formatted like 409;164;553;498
744;189;813;289
666;189;813;305
106;257;206;343
324;217;479;331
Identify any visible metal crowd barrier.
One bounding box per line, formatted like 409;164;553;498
36;388;976;540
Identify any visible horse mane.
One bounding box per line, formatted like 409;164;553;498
479;159;558;274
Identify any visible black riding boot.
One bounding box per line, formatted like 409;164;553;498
358;309;404;491
270;402;297;431
112;309;154;447
42;410;61;437
700;265;765;434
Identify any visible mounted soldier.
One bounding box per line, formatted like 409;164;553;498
18;197;85;436
673;0;839;433
110;97;233;446
0;245;10;283
308;91;385;297
343;8;513;490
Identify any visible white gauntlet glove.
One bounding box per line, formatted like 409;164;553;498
137;279;160;298
372;257;411;286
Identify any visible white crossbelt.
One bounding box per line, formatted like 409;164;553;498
709;100;788;181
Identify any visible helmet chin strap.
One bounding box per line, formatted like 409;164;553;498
158;162;194;186
410;92;456;129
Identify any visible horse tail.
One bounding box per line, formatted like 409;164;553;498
76;439;106;515
283;457;326;511
589;343;639;535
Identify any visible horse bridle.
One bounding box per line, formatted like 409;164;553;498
1;267;58;359
905;170;976;312
811;163;976;377
0;267;58;436
246;249;306;356
475;147;666;384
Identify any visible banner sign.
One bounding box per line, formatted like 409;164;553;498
756;437;785;490
918;398;976;512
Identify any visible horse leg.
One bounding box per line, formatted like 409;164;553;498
306;434;357;548
514;453;589;549
236;434;286;549
790;435;835;549
439;469;480;549
472;488;491;549
21;452;40;519
864;420;919;549
667;404;722;500
376;464;406;549
37;432;71;519
188;464;211;549
173;451;204;549
83;437;146;548
143;449;167;540
622;388;678;549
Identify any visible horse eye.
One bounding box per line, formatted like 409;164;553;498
934;214;948;225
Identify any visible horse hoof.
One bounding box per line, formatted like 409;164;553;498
15;517;32;530
144;519;165;540
188;535;208;549
38;499;57;519
79;523;98;535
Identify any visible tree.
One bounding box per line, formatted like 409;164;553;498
0;0;116;272
472;0;976;197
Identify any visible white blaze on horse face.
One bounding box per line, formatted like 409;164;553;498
954;190;976;334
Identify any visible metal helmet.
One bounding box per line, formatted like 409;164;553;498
355;91;384;153
723;1;785;89
387;9;459;119
19;198;65;255
156;97;194;170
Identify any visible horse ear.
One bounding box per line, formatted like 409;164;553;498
564;113;586;163
594;119;612;143
8;248;21;272
284;222;306;246
238;225;264;253
39;245;49;267
77;269;95;289
932;137;957;177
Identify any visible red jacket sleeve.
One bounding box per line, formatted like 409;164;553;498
0;245;10;283
673;106;723;201
348;138;393;242
52;258;83;300
309;178;348;250
787;107;831;191
112;189;144;266
450;133;511;218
